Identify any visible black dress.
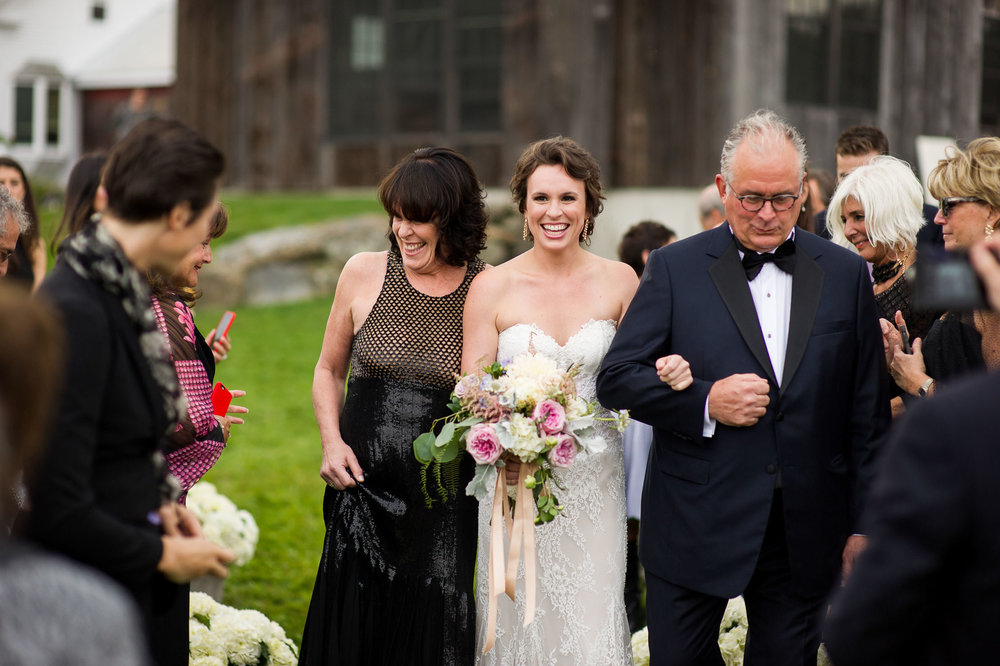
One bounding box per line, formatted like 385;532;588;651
874;264;938;343
300;252;484;666
922;311;985;387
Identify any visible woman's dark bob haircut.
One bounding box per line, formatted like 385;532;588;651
510;136;605;242
102;118;225;224
378;147;488;267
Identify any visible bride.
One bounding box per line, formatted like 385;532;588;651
462;137;690;665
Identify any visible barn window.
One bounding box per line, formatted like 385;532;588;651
329;0;502;138
785;0;882;110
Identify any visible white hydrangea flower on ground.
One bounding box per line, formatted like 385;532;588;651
187;481;259;566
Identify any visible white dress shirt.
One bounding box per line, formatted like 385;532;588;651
703;228;795;437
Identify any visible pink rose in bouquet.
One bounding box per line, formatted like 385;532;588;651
467;423;503;465
547;433;578;468
532;399;566;435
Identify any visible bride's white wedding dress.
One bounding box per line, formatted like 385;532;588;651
475;319;632;665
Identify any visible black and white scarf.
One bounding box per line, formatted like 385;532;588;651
61;220;186;432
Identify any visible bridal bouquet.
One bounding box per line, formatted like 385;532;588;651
413;352;627;654
413;353;625;524
189;591;298;666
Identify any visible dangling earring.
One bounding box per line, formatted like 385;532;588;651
581;219;591;246
986;223;995;239
523;217;529;241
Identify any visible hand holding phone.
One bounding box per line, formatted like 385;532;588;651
211;382;233;417
898;321;911;354
206;311;236;346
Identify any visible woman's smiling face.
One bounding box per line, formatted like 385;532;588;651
524;164;587;249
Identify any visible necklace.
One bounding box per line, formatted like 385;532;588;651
871;250;911;284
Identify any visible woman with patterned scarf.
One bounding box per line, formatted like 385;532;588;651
24;118;236;666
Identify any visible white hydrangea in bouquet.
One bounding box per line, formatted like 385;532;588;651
413;353;628;524
189;591;299;666
187;482;259;566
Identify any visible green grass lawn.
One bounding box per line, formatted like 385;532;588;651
37;189;384;255
196;297;333;648
216;192;383;245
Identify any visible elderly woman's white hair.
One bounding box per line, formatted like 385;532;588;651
826;155;926;255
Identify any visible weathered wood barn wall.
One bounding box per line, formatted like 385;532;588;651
173;0;1000;189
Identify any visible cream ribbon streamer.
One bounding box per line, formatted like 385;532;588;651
481;461;539;654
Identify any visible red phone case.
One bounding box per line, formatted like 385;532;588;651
211;382;233;416
209;311;236;345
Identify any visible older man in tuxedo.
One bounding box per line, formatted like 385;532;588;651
597;109;890;665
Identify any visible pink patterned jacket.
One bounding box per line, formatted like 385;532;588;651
152;295;226;504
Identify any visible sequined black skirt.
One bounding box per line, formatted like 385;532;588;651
299;376;477;666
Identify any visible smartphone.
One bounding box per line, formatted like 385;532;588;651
207;311;236;346
912;245;987;312
211;382;233;416
898;322;911;354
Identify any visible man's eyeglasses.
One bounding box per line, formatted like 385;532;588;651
939;196;984;218
0;249;13;264
726;181;804;213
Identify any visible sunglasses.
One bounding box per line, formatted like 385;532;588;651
939;196;984;218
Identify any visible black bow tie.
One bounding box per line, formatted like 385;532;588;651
736;238;796;280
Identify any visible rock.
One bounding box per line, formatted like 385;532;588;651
197;214;387;308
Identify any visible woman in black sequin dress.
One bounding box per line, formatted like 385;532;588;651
826;155;939;416
300;147;489;665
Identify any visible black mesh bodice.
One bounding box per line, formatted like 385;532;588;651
350;252;484;389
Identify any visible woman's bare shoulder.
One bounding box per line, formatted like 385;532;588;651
468;260;514;294
591;253;639;282
340;251;387;281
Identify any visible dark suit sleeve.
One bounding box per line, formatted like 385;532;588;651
824;395;965;666
27;292;163;581
847;260;892;530
597;248;712;440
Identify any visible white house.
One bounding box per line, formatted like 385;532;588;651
0;0;175;180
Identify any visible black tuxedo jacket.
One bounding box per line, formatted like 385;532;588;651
825;369;1000;666
26;258;167;600
597;224;890;598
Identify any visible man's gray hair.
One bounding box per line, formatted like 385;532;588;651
720;109;808;188
698;184;725;217
0;185;29;235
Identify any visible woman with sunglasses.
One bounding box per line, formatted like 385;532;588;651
884;137;1000;400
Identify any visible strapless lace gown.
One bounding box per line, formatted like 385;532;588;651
475;319;632;665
